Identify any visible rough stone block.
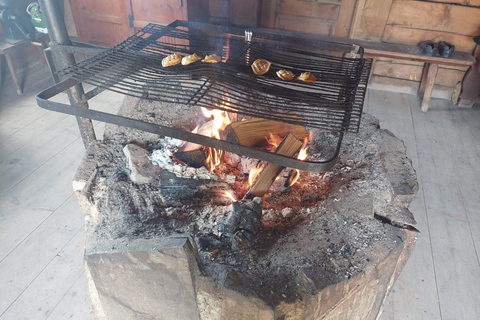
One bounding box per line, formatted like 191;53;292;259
123;143;161;184
85;237;201;320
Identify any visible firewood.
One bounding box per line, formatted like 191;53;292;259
174;149;207;168
223;118;308;147
245;134;303;199
173;120;214;168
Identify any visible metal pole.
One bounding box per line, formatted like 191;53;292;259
38;0;96;148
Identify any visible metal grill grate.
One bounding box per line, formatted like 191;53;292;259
58;22;371;133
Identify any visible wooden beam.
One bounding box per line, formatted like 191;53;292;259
244;134;303;199
350;0;393;41
334;0;357;38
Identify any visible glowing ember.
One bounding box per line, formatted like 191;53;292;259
248;166;263;186
287;138;310;187
224;191;237;202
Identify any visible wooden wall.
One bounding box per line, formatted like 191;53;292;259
209;0;480;98
366;0;480;97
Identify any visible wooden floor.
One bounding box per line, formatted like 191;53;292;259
0;62;479;319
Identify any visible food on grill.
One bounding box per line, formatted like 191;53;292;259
162;53;181;67
276;69;295;80
181;53;202;66
298;72;317;83
202;54;222;63
251;59;271;75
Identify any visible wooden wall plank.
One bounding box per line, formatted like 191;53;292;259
334;0;357;38
274;13;335;36
350;0;394;41
230;0;260;26
276;0;340;20
209;0;229;19
260;0;276;28
387;1;480;36
423;0;469;4
382;25;477;53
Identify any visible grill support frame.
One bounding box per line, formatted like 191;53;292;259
35;20;372;173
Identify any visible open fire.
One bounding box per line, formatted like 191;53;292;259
176;103;312;201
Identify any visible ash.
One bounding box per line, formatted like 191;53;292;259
83;107;417;308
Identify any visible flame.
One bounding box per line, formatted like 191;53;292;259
266;133;283;149
191;125;199;134
224;191;237;202
199;106;232;172
287;138;309;187
298;138;309;161
248;166;263;186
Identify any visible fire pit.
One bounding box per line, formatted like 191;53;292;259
74;105;417;319
37;21;417;319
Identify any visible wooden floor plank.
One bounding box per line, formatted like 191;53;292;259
409;97;480;319
0;197;53;262
447;107;480;265
367;90;441;320
0;229;86;320
2;137;84;209
0;116;80;195
46;272;94;320
0;138;84;261
0;196;83;315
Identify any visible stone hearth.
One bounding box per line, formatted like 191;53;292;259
73;97;418;320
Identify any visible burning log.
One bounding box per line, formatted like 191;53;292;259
173;120;214;168
223;118;308;147
245;134;303;199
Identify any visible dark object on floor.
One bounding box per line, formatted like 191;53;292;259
474;35;480;45
438;41;455;58
419;41;437;57
0;0;36;43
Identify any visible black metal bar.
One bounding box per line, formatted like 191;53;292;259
36;78;341;173
38;0;96;148
49;44;107;56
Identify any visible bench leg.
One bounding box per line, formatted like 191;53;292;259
4;52;23;95
419;63;438;112
0;55;3;89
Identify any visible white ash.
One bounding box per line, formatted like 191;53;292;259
225;175;236;184
241;157;263;174
149;137;183;167
149;137;218;180
224;152;241;168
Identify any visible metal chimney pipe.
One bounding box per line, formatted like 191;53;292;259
38;0;96;148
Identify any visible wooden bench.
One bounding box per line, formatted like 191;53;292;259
356;40;476;111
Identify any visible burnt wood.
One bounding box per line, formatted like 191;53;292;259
245;134;303;199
